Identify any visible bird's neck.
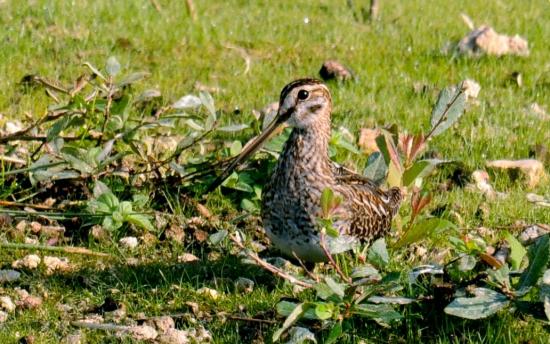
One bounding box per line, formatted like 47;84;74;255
282;119;332;175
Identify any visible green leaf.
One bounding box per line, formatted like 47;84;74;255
363;152;387;185
105;56;121;77
209;230;228;245
172;95;201;109
184;119;204;131
117;71;150;87
430;84;466;137
394;218;456;248
313;302;334;320
273;302;310;342
47;116;71;142
285;327;317;344
324;276;345;299
230;140;242;156
199;91;216;117
126;214;155;232
218;124;249;132
83;62;106;80
351;265;380;279
320;188;334;218
518;234;550;293
402;159;444;186
61;153;94;174
324;321;343;344
444;288;509;320
240;199;258;213
368;238;389;268
352;303;403;326
504;231;527;270
367;296;416;305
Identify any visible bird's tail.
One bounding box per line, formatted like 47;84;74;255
387;187;403;216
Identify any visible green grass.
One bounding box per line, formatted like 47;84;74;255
1;0;549;343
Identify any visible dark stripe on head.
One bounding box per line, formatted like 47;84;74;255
279;78;324;105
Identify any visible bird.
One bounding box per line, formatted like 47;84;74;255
210;78;402;262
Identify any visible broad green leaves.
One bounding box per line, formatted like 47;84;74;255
394;218;456;248
429;83;466;137
444;288;509;319
517;234;550;293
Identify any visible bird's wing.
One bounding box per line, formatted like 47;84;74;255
331;162;402;239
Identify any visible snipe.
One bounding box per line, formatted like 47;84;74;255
211;79;402;262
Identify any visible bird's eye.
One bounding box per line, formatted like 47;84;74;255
297;90;309;100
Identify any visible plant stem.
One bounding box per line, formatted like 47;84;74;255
320;232;352;284
0;242;112;257
228;233;313;288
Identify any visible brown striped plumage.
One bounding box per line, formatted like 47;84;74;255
214;79;402;262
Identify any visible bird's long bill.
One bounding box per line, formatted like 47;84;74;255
207;109;290;192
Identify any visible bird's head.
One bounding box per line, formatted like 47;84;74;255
207;79;332;192
277;78;332;129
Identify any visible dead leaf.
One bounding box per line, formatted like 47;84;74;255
458;25;529;56
358;128;381;154
486;159;547;188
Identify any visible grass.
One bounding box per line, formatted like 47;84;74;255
0;0;549;343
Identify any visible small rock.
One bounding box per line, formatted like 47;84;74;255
458;25;529;56
526;193;550;207
165;224;185;242
319;60;354;81
90;225;109;241
0;269;21;283
119;236;138;249
127;325;158;341
469;170;504;199
16;293;43;310
146;316;175;334
0;310;7;323
43;256;71;275
234;277;254;294
486;159;547;188
358;128;381;154
157;328;190;344
196;287;219;300
0;296;16;312
12;254;41;269
5;120;23;134
178;253;199;263
29;221;42;233
518;225;550;245
16;220;28;232
62;333;83;344
526;103;550;121
462;79;481;101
